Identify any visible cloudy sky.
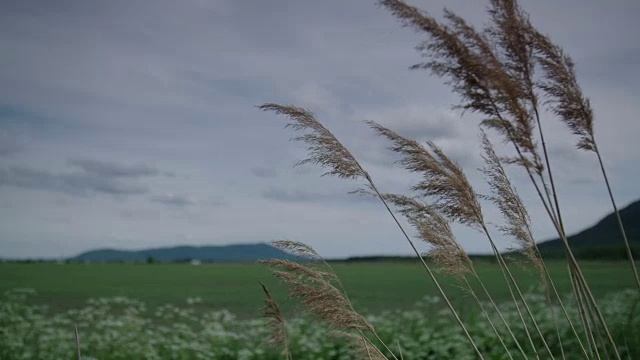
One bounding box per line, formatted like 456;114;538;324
1;0;639;259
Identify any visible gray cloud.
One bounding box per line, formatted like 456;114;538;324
250;167;277;178
68;158;165;178
150;193;195;207
0;166;148;196
261;187;376;205
0;132;22;156
150;193;227;207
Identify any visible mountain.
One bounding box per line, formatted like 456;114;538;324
72;243;299;263
536;199;640;259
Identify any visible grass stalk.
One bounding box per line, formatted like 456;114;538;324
396;339;404;360
318;255;398;360
533;246;590;359
359;330;391;360
482;228;555;358
593;144;640;292
75;326;81;360
462;277;517;359
570;271;599;360
470;269;529;358
366;180;485;359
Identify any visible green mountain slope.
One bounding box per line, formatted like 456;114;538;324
536;199;640;259
72;243;299;263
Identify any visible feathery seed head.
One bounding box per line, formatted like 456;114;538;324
259;282;290;355
271;239;322;261
259;103;368;179
380;0;544;174
383;193;471;277
479;130;544;279
262;244;371;332
529;31;595;151
368;121;483;229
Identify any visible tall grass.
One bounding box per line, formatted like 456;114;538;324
259;0;639;359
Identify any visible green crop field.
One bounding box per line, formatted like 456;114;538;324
2;260;640;359
0;260;636;317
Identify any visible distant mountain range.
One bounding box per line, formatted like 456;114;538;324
343;199;640;262
70;199;640;263
72;243;299;263
535;199;640;259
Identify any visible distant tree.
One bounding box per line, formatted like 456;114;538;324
147;256;155;264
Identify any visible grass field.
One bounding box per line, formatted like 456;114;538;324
1;260;637;317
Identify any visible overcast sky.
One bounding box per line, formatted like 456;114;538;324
1;0;639;259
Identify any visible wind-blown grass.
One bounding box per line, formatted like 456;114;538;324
258;0;639;358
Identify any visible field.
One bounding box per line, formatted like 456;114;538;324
1;260;637;317
2;261;639;359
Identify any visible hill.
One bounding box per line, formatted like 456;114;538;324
536;199;640;259
72;243;299;263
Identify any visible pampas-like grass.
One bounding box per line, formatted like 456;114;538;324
480;129;589;358
261;257;373;334
382;193;524;358
260;105;484;358
258;104;367;181
259;282;292;360
368;121;483;230
479;130;542;278
258;0;635;358
262;240;396;360
368;120;555;357
381;193;471;278
379;0;627;357
529;14;640;293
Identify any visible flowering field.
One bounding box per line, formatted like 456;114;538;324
1;287;639;359
1;262;639;359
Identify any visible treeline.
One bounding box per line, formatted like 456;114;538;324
334;245;639;263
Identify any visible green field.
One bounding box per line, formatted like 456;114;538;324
2;260;640;359
1;260;637;317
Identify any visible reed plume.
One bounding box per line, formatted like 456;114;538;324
262;258;370;332
378;0;542;174
530;31;594;153
380;0;624;356
258;104;367;180
368;120;556;357
260;104;483;358
479;130;542;278
271;239;322;260
382;193;471;278
265;240;398;359
480;130;592;357
258;0;634;357
383;192;524;358
367;120;483;230
259;282;293;360
529;19;640;292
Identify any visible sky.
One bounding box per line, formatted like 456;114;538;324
1;0;639;259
